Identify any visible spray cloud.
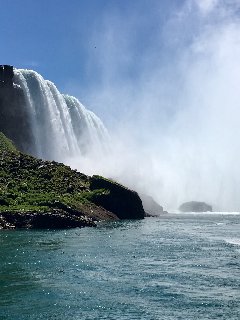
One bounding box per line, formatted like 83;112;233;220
69;0;240;211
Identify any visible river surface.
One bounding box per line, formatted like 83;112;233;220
0;213;240;320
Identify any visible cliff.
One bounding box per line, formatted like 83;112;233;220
0;133;145;229
90;175;145;219
0;67;34;154
139;194;166;216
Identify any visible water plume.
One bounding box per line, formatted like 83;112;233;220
75;0;240;211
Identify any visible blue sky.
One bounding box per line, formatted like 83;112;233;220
0;0;183;110
0;1;179;81
1;0;239;122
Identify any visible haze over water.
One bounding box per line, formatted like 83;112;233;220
71;0;240;212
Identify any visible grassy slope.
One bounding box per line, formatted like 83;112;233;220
0;132;18;153
0;133;117;222
0;132;145;229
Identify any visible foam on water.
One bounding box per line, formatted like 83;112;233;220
172;211;240;215
224;238;240;246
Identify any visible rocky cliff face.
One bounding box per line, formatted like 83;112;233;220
140;194;166;216
0;65;14;87
0;66;33;154
90;175;145;219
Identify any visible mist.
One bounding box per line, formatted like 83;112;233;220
68;0;240;211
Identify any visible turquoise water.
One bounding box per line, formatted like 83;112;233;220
0;214;240;320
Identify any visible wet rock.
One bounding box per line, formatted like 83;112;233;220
179;201;212;212
140;194;166;216
0;210;96;229
0;79;33;153
0;65;14;87
89;175;145;219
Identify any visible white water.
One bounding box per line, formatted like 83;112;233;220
13;69;109;161
224;238;240;246
172;211;240;215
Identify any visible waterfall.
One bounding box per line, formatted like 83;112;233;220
63;95;109;155
13;69;109;161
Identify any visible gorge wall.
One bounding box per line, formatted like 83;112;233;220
0;65;33;153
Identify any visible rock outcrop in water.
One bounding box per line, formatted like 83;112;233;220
0;210;95;230
89;176;145;219
179;201;212;212
0;132;144;229
140;194;167;216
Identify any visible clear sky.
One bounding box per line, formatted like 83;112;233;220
1;0;239;119
0;0;193;118
0;1;177;95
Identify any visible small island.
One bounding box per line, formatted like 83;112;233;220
179;201;212;212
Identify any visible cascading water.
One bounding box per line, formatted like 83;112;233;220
13;69;109;161
63;94;109;155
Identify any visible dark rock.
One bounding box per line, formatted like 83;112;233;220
0;81;34;153
3;65;14;86
0;210;96;230
0;66;4;83
179;201;212;212
0;65;14;87
89;175;145;219
66;184;74;193
49;200;84;216
0;198;9;206
140;194;166;216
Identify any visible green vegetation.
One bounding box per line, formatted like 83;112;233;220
0;132;144;229
0;132;18;153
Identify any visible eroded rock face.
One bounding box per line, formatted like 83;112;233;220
0;65;14;87
0;82;33;153
89;175;145;220
179;201;212;212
